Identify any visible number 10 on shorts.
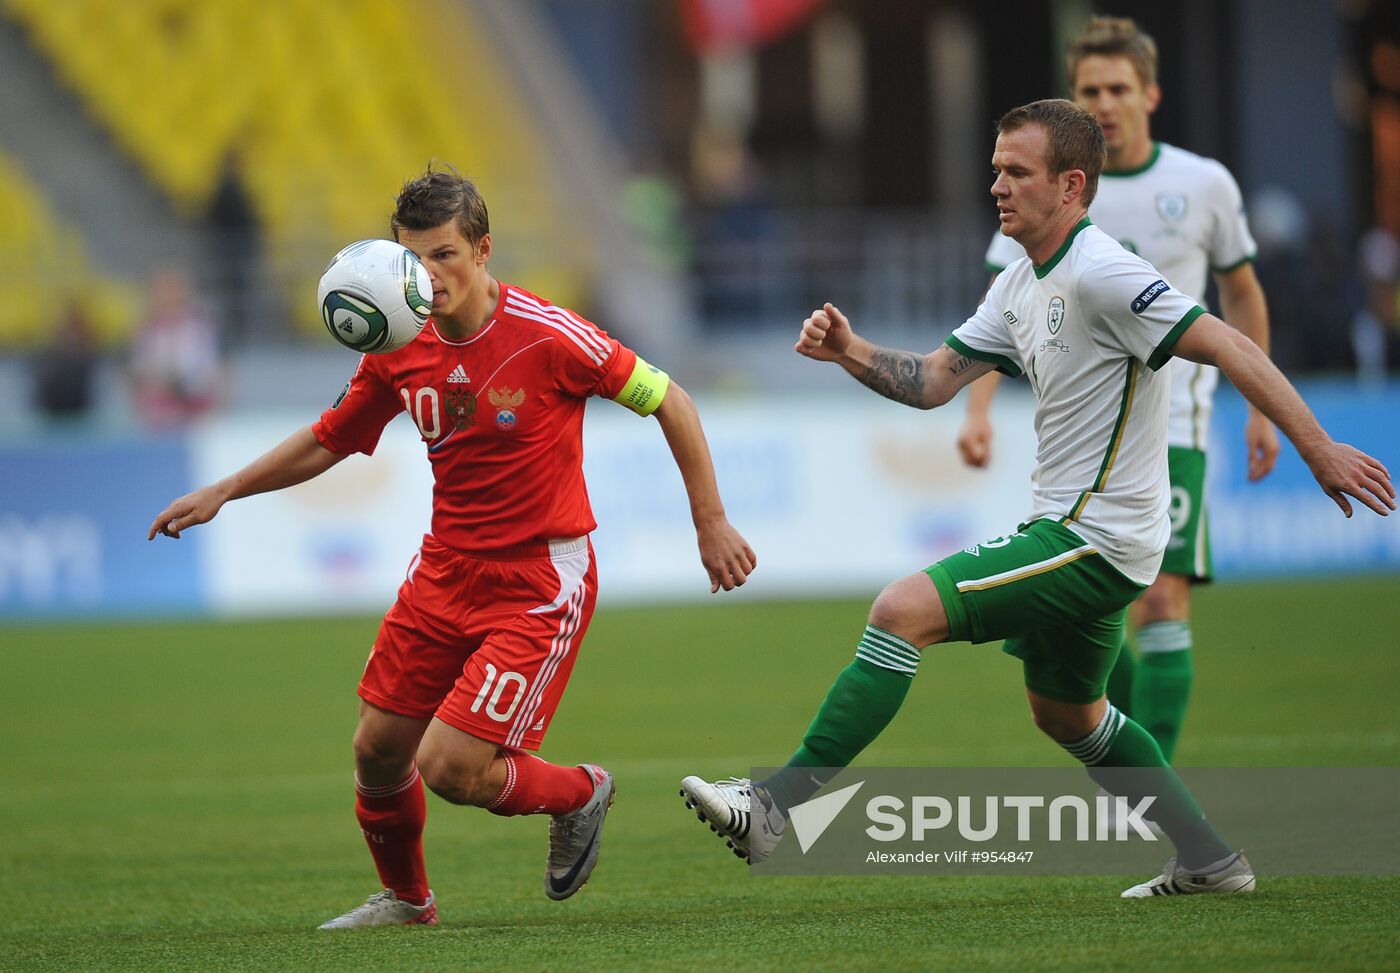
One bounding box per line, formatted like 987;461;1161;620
471;663;528;722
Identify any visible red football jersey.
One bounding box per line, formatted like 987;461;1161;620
312;283;639;552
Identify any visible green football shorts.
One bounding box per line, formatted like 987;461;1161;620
925;518;1145;704
1161;445;1212;580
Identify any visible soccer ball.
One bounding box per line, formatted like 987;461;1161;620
318;239;433;353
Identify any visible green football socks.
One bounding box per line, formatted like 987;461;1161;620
762;625;918;814
760;621;1225;870
1064;702;1233;870
1133;621;1194;763
1105;635;1137;721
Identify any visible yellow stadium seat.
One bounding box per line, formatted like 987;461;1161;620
0;148;138;346
3;0;589;341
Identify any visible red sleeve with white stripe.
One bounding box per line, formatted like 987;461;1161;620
502;287;638;400
311;354;403;456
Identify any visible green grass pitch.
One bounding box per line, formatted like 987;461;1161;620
3;578;1398;971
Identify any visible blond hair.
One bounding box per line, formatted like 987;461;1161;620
1067;16;1158;88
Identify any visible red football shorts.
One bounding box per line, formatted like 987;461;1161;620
360;534;598;751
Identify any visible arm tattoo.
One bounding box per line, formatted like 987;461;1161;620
948;354;978;376
859;348;926;406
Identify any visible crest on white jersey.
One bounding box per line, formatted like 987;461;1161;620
1155;192;1188;223
1047;296;1066;335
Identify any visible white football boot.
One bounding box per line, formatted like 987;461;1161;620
1121;852;1256;897
545;764;615;901
679;775;785;864
317;889;437;929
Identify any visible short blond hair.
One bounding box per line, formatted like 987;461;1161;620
1067;16;1158;89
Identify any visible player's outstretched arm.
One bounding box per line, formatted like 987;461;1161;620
1216;262;1281;481
652;383;757;593
795;302;995;409
148;425;347;539
1171;315;1395;518
957;372;1003;468
956;272;1006;467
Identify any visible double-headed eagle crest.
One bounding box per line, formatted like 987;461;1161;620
489;386;526;431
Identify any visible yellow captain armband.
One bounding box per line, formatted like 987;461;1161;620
612;356;671;416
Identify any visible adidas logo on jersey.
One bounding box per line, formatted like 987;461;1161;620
447;365;470;384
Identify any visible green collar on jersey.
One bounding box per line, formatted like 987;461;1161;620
1034;217;1093;279
1103;141;1161;178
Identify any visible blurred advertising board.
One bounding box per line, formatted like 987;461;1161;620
582;396;1039;602
191;413;431;616
1207;383;1400;576
1;381;1397;620
0;435;202;617
190;399;1041;614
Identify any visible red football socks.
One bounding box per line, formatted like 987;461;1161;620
355;767;430;906
485;747;593;816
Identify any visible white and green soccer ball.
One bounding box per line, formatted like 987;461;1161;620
318;239;433;354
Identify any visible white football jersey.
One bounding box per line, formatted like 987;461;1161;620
951;220;1206;584
985;143;1256;449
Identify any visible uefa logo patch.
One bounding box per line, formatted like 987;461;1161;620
1131;279;1170;314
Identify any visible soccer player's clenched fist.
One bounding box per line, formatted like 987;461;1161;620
795;303;854;362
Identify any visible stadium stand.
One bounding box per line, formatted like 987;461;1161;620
1;0;589;339
0;146;137;347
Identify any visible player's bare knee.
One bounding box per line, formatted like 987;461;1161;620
868;574;949;647
418;749;496;807
1031;710;1081;742
352;727;414;785
867;590;916;642
1030;708;1069;741
1028;700;1100;743
418;755;471;806
1133;587;1174;622
1133;573;1190;623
